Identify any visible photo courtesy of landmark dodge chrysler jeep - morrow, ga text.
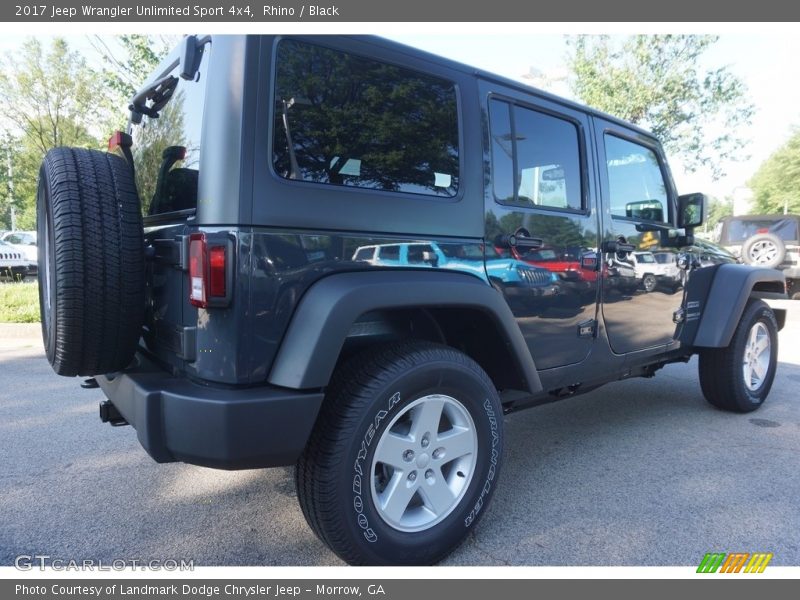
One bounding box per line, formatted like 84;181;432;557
35;35;788;566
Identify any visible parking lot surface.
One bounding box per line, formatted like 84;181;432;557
1;302;798;566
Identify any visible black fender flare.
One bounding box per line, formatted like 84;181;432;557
693;264;786;348
267;270;542;393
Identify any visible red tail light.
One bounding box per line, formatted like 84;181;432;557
189;233;228;308
208;246;226;298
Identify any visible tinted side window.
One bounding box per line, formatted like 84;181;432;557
605;135;669;223
273;40;459;197
354;247;374;261
489;99;583;211
407;244;434;264
131;43;209;217
488;99;515;204
377;246;400;260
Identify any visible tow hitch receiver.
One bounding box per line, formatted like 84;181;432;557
99;401;128;427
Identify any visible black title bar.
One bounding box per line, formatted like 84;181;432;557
3;1;800;22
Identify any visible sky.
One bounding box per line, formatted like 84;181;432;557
1;31;798;201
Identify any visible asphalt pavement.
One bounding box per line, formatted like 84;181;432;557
1;302;798;567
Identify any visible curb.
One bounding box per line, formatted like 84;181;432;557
0;323;42;339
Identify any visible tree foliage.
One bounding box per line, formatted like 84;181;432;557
0;38;115;229
0;36;172;229
273;40;459;195
749;129;800;215
89;34;176;126
567;35;754;179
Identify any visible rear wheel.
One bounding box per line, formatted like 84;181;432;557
37;147;144;377
295;341;503;565
698;300;778;413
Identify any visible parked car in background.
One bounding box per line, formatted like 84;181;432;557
353;241;559;308
0;239;28;280
716;214;799;298
652;251;684;287
631;251;681;293
1;231;37;276
515;246;597;298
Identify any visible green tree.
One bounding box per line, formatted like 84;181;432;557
702;195;733;235
749;129;800;215
0;38;114;229
274;40;459;194
88;34;176;128
567;35;754;179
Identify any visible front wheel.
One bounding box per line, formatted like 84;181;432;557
642;273;657;293
698;299;779;413
295;341;504;565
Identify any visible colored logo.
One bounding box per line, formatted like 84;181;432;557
697;552;773;573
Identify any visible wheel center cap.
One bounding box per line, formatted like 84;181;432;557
416;453;430;469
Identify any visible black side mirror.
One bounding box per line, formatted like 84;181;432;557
677;193;706;230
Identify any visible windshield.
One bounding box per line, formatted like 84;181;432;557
635;253;655;263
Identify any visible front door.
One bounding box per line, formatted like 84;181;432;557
481;81;601;371
594;119;684;354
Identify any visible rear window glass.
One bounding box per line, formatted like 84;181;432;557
377;246;400;260
273;39;459;197
722;218;799;243
131;43;210;217
488;99;584;211
353;247;374;261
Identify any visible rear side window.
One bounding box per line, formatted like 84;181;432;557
131;43;210;217
377;246;400;260
488;99;583;211
353;247;374;261
407;244;435;264
272;39;459;197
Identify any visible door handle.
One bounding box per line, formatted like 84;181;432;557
602;239;635;255
494;228;543;250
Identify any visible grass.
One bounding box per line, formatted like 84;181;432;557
0;279;40;323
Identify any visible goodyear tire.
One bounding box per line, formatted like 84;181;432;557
698;299;778;413
295;341;503;565
37;147;144;377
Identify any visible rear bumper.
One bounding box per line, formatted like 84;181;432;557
97;353;323;470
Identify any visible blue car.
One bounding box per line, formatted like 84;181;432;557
352;241;559;302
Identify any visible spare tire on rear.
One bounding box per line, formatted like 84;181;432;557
741;232;785;269
37;147;145;377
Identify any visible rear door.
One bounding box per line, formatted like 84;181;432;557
480;80;601;371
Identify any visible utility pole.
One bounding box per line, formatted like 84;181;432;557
5;132;15;230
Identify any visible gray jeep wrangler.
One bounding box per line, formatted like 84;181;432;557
36;35;787;566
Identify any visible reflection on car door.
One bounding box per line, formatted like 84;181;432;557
594;119;684;354
481;80;601;370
